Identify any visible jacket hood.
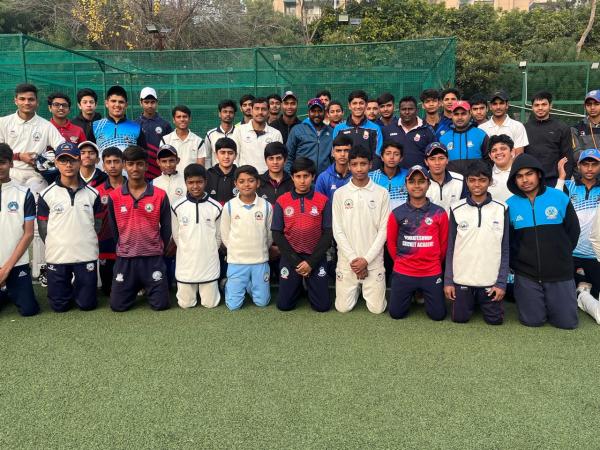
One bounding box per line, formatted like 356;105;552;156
507;153;546;196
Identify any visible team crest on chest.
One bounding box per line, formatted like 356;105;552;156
362;130;369;140
424;217;433;225
368;199;377;209
310;205;319;216
414;133;421;142
458;220;469;231
545;206;558;220
255;211;264;221
155;126;163;135
32;131;41;142
7;201;18;212
175;188;184;196
53;204;64;214
101;195;109;205
145;203;154;213
344;199;353;209
284;206;294;216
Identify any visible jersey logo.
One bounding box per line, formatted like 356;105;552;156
145;203;154;213
32;131;41;142
284;206;294;216
363;130;369;140
115;273;124;282
53;204;64;214
263;272;270;282
280;267;289;279
436;278;442;284
86;262;95;272
336;270;343;281
331;184;337;190
7;201;18;212
368;199;377;209
492;220;502;231
254;211;264;221
425;217;433;225
545;206;558;220
458;220;469;230
152;271;163;281
101;195;109;205
155;126;163;134
310;206;319;216
121;205;128;213
18;270;27;277
376;272;384;282
344;199;353;209
175;188;184;196
232;187;239;196
414;133;421;142
447;142;454;150
515;214;523;222
317;267;327;277
182;216;189;225
467;140;474;148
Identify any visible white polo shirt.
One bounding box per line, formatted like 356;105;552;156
479;116;529;149
162;130;204;169
332;179;391;268
488;165;512;203
171;193;222;283
37;181;101;264
201;125;238;169
220;194;273;265
152;171;187;206
0;112;65;177
0;181;36;267
233;122;282;173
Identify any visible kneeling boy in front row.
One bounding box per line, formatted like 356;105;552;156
444;160;509;325
272;157;332;312
220;165;273;310
171;164;223;309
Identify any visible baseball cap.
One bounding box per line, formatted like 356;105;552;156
78;140;99;153
584;90;600;103
425;142;448;157
282;91;297;101
578;148;600;163
55;142;80;159
450;100;471;112
407;165;430;180
489;90;509;102
307;98;325;110
157;144;178;159
140;87;158;100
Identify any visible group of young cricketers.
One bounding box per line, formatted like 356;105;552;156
1;82;600;331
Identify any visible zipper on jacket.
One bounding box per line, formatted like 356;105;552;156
531;200;542;283
477;204;482;227
196;202;199;223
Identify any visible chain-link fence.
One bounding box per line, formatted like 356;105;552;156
0;34;456;135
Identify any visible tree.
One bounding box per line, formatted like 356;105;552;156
576;0;597;56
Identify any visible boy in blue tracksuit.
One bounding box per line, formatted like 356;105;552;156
506;153;580;329
315;134;353;201
439;101;489;176
369;141;408;211
285;98;333;176
556;148;600;322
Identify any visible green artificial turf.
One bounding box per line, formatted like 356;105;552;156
1;287;599;449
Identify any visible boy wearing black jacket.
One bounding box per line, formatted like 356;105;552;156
206;137;237;205
506;153;580;329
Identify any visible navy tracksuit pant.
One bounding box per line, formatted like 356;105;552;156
110;256;170;312
276;256;331;312
46;261;98;312
451;285;504;325
514;275;578;329
0;265;39;316
389;272;446;320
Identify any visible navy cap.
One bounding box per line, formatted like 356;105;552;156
282;91;297;101
489;89;509;102
55;142;80;159
157;144;178;159
307;98;325;110
407;165;430;179
425;142;448;157
585;90;600;103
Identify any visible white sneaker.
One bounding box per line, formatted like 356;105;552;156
576;282;592;309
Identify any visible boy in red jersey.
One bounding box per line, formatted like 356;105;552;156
386;165;449;320
106;146;171;311
271;157;333;311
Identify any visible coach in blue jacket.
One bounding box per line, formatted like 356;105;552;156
286;98;333;175
506;153;580;329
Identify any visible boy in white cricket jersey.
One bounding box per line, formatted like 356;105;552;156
0;144;39;316
171;164;223;309
332;145;390;313
37;142;102;312
220;165;273;310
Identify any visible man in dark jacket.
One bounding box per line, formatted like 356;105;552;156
71;88;102;141
524;91;573;186
506;153;580;329
270;91;301;144
286;98;333;175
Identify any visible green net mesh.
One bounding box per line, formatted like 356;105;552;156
0;34;456;135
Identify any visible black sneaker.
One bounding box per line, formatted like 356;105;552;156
38;264;48;288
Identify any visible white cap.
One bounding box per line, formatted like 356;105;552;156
140;87;157;100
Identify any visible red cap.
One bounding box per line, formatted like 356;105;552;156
451;100;471;112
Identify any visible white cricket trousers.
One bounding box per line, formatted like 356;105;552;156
176;281;221;309
334;265;387;314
